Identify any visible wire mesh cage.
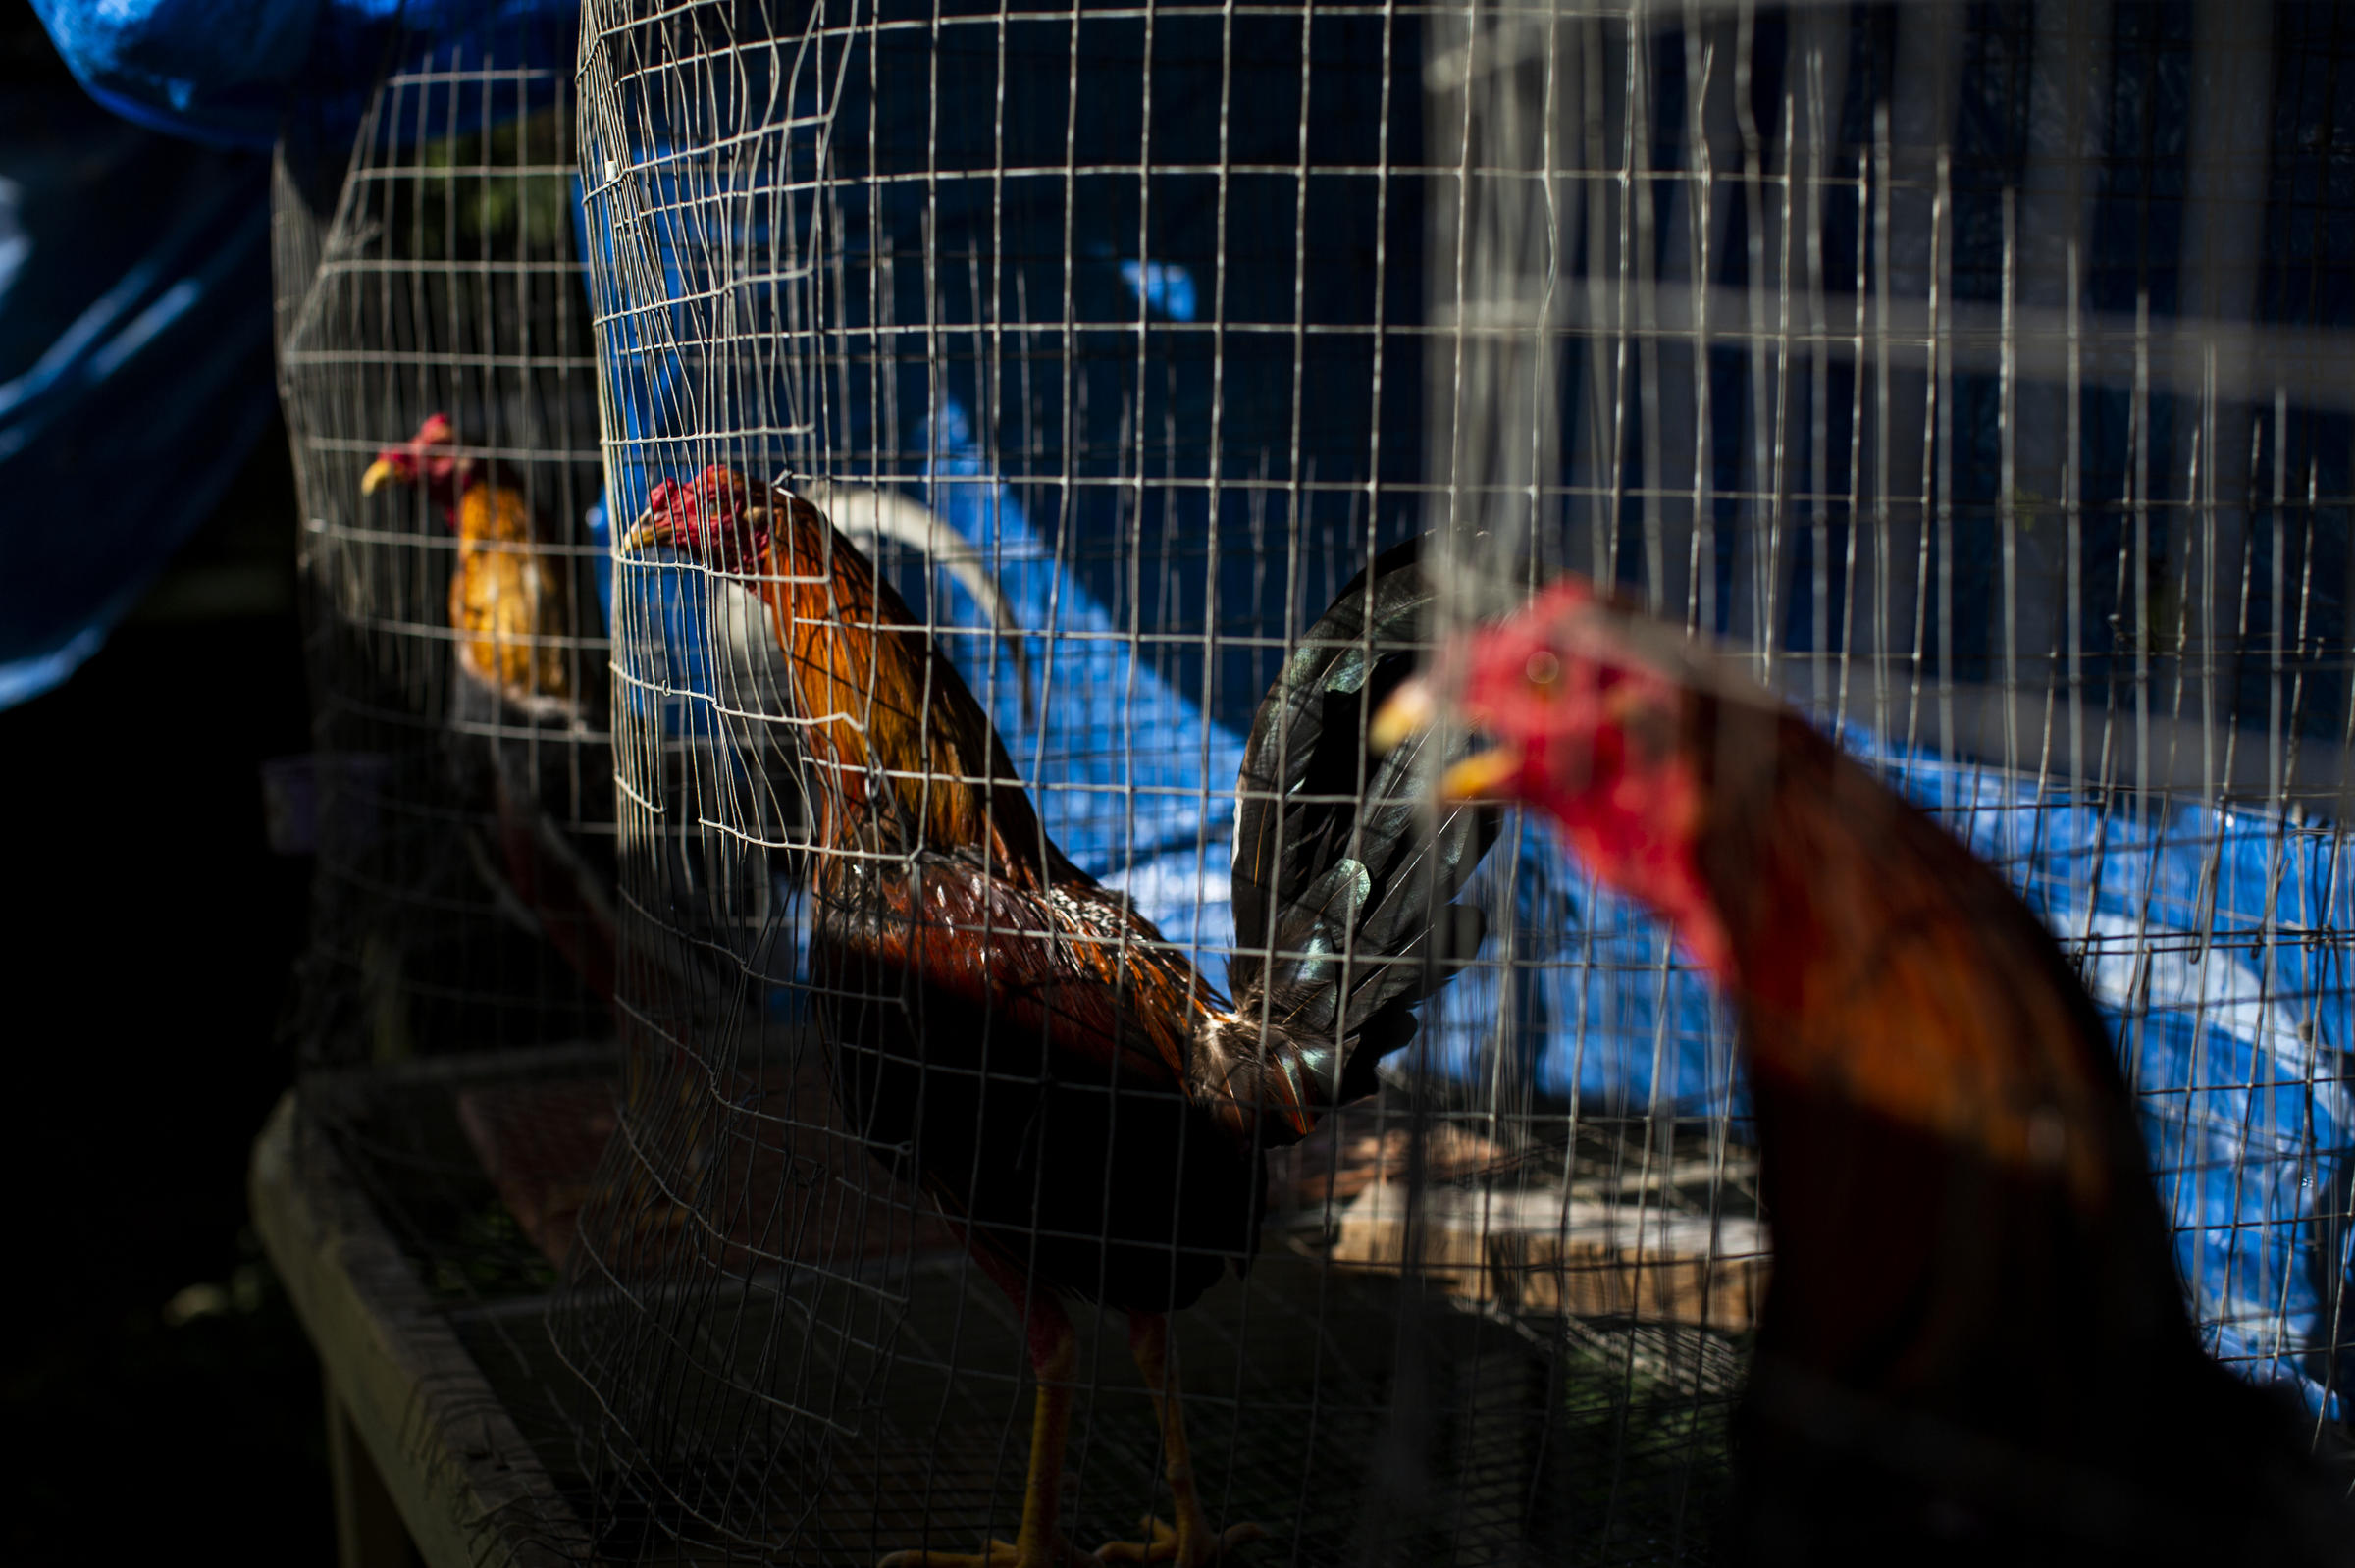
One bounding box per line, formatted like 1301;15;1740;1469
523;0;2355;1562
278;14;611;1071
271;10;625;1387
1416;0;2355;1412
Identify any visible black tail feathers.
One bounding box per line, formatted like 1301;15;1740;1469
1227;536;1501;1123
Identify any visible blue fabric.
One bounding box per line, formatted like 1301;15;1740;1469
4;4;581;708
30;0;579;149
1417;731;2355;1420
612;360;2355;1424
30;0;319;147
920;396;1246;963
584;0;2355;1432
0;87;274;706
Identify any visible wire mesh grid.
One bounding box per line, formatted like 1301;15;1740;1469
278;22;612;1071
238;0;2355;1561
1431;0;2355;1399
550;2;1745;1562
269;15;626;1517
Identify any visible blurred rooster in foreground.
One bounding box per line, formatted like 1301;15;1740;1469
625;471;1495;1567
363;414;619;1007
1378;576;2355;1564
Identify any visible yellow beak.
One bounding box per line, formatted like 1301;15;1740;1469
1369;674;1436;754
618;513;674;556
1373;672;1518;802
1436;747;1519;802
359;457;400;497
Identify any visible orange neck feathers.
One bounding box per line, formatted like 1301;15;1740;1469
752;491;1050;881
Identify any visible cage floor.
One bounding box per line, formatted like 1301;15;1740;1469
812;1254;1742;1568
303;1048;1745;1567
459;1252;1739;1567
457;1063;1767;1336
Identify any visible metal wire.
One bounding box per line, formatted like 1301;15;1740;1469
280;29;611;1068
269;3;2355;1562
273;26;625;1560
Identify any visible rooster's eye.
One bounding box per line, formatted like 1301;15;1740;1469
1526;650;1561;688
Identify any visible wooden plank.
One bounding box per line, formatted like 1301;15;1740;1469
327;1371;419;1568
1328;1180;1769;1333
251;1092;593;1568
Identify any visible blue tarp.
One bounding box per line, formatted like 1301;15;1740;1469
0;86;274;706
3;1;582;710
1423;730;2355;1420
29;0;576;150
582;4;2355;1423
608;395;2355;1420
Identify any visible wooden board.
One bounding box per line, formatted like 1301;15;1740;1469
1328;1180;1768;1333
251;1092;592;1568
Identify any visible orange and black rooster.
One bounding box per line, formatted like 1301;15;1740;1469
624;470;1495;1567
362;414;619;1008
1379;576;2355;1564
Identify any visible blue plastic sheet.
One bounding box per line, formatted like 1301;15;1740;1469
611;391;2355;1417
1875;738;2355;1418
1419;727;2355;1419
30;0;578;149
581;2;2355;1425
0;87;274;706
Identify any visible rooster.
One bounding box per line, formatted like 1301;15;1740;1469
360;417;1047;1025
1375;575;2355;1564
622;470;1495;1567
362;413;620;1007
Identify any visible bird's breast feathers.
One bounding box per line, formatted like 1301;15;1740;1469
816;854;1219;1082
450;549;572;704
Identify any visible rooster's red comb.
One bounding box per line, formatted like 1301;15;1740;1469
634;466;763;568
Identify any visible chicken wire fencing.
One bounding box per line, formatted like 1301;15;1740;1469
1420;0;2355;1424
498;0;2355;1563
272;8;629;1342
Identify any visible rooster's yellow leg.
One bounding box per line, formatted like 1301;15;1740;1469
881;1265;1100;1568
1096;1313;1266;1567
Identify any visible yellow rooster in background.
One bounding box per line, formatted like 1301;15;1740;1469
364;412;575;713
